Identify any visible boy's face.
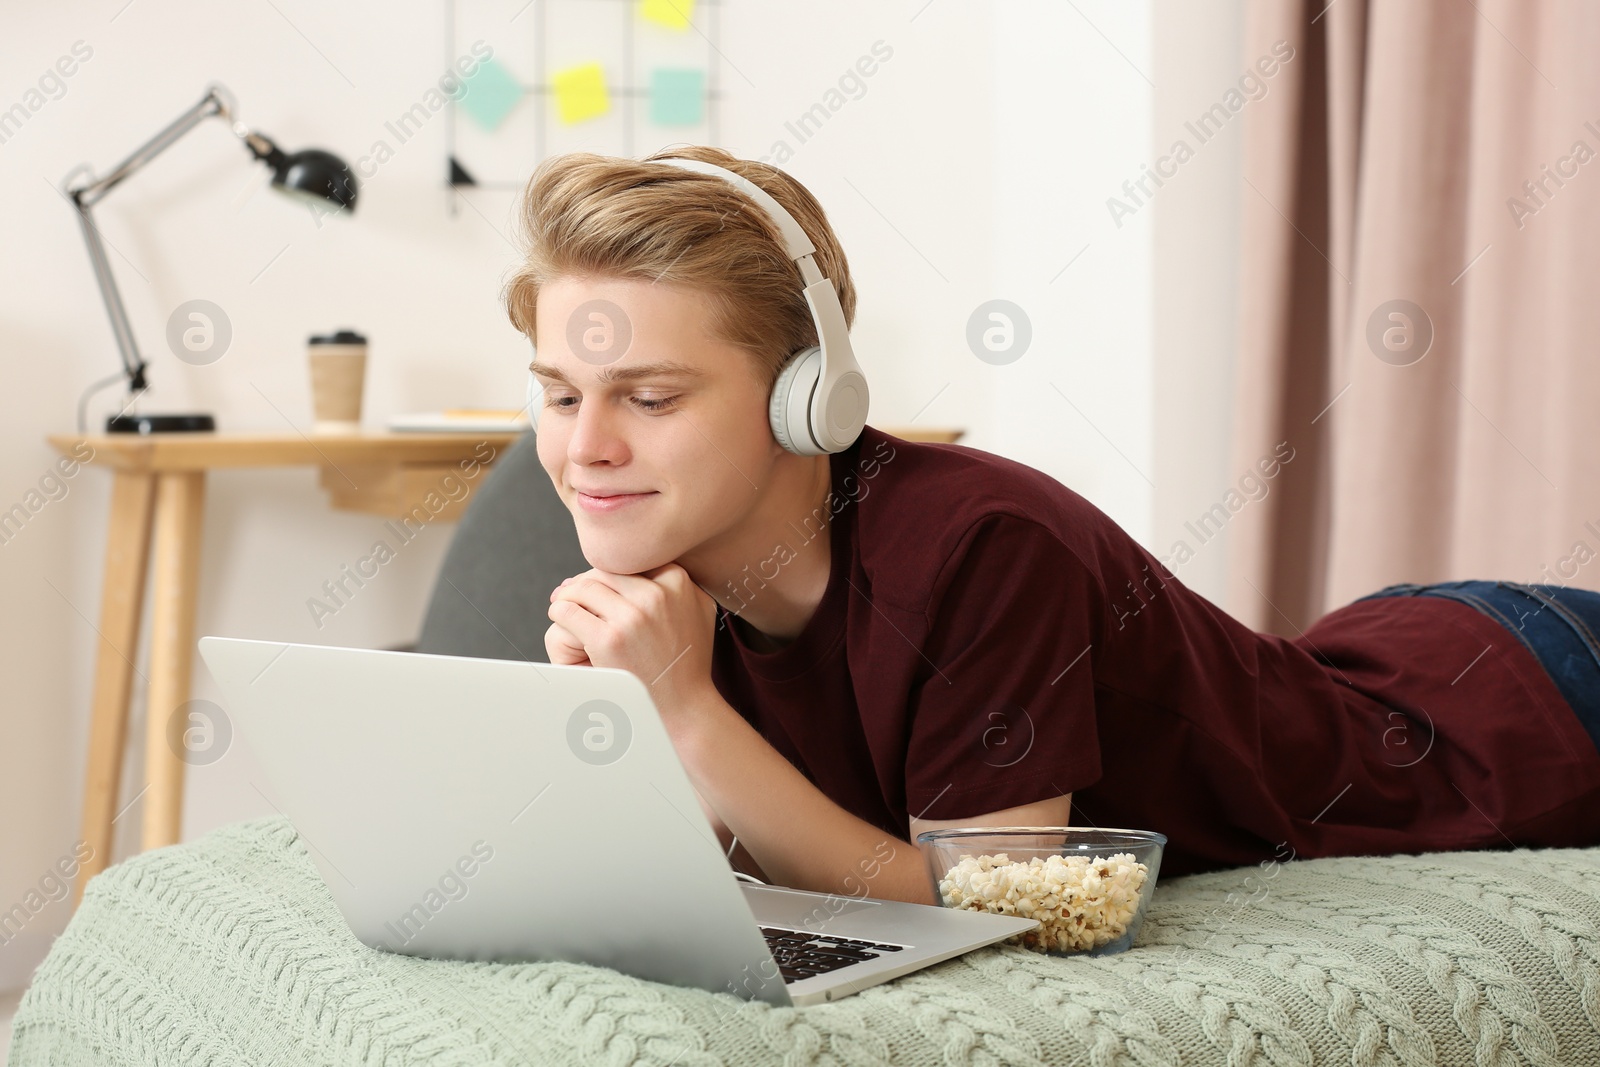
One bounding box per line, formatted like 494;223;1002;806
531;275;783;575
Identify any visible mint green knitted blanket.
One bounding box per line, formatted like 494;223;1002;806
8;816;1600;1066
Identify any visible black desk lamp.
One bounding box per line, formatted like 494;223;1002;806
64;83;358;434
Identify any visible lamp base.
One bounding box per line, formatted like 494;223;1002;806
106;413;217;434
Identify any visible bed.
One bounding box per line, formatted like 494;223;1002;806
8;815;1599;1066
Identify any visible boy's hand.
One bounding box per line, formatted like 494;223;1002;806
546;564;718;720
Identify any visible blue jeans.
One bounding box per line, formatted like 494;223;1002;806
1352;580;1600;755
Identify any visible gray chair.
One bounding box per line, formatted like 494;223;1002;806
411;431;589;661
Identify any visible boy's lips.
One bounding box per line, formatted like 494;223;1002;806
574;488;656;513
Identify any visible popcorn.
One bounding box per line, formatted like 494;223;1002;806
938;852;1149;953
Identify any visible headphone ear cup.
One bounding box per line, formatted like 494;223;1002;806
769;347;823;456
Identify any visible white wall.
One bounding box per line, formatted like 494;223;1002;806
1150;0;1246;604
0;0;1246;994
990;1;1154;542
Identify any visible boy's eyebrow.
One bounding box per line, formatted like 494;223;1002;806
528;359;706;385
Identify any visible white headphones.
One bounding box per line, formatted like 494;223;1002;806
525;156;869;456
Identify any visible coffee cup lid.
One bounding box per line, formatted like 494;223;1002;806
310;329;366;345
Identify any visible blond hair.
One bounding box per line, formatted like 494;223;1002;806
502;145;856;388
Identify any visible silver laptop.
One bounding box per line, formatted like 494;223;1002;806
196;637;1037;1006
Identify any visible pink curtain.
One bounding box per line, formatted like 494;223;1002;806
1229;0;1600;636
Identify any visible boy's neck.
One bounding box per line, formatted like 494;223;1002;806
680;451;836;644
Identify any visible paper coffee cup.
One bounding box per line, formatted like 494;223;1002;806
309;329;367;433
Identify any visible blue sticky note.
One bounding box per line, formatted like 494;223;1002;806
650;68;704;126
456;56;524;131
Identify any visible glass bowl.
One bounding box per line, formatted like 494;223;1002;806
915;826;1167;957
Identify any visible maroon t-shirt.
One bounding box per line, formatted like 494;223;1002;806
709;426;1600;876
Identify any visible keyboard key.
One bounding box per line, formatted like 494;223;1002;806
763;927;887;975
802;959;849;974
811;948;878;962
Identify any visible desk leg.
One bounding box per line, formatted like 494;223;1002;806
141;471;206;852
72;471;157;911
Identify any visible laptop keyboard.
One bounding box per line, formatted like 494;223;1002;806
760;927;905;983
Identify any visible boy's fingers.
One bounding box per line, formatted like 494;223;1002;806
549;598;606;648
553;577;633;621
643;563;683;586
544;621;590;665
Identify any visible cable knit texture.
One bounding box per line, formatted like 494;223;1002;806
8;816;1600;1066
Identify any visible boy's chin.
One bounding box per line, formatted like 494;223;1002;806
578;540;675;577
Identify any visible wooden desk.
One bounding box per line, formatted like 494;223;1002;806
51;426;964;910
50;431;522;908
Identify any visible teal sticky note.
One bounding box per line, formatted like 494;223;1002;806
456;56;524;131
650;68;704;126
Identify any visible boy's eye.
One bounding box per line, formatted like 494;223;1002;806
541;393;679;413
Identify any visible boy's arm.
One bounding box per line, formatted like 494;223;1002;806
545;563;1077;903
694;789;771;882
908;793;1073;844
677;686;1072;905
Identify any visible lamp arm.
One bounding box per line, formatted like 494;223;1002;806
70;198;146;388
63;85;245;391
68;86;232;208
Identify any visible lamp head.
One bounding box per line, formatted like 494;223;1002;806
242;129;358;212
272;147;358;211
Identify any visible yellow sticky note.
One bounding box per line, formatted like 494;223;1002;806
552;62;610;124
640;0;694;30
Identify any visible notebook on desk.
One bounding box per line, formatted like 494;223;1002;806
387;409;531;433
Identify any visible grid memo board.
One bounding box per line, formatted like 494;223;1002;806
446;0;725;192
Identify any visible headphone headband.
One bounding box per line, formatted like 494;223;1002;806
655;157;818;266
